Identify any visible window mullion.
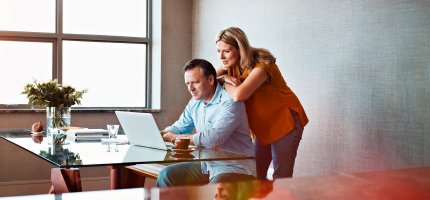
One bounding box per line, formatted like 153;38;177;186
146;0;152;108
56;0;63;83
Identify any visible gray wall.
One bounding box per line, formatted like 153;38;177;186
193;0;430;176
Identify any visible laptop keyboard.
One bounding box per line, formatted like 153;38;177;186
165;142;175;147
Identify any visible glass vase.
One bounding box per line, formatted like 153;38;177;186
46;107;71;144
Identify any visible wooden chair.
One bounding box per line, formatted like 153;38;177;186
123;163;168;187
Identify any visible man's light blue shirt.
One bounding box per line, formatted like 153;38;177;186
165;84;256;179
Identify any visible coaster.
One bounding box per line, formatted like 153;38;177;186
172;147;194;154
170;153;195;159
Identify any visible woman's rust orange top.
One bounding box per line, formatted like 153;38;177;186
226;62;308;145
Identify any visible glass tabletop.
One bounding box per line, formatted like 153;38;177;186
0;131;254;168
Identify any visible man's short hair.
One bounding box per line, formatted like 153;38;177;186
183;59;217;79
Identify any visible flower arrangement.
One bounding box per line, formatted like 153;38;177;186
22;79;87;129
21;79;87;108
39;148;82;165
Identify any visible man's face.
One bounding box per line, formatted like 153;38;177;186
184;67;214;103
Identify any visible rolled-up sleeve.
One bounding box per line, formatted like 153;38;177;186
164;99;195;134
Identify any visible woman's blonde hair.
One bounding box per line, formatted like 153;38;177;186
216;27;276;68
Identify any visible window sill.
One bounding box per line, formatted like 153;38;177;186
0;108;161;113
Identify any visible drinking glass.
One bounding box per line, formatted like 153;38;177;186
106;124;120;152
107;124;119;139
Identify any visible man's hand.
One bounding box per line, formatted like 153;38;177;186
161;130;196;145
161;131;176;142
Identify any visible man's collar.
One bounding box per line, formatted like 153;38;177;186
204;84;223;105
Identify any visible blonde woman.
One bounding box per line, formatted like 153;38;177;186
216;27;309;179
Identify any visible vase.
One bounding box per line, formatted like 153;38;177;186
46;107;71;144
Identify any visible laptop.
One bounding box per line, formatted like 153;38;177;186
115;111;174;151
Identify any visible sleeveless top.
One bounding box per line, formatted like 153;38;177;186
225;62;309;145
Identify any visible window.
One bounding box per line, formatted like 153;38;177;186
0;0;151;109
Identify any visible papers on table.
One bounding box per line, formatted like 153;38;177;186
66;128;109;142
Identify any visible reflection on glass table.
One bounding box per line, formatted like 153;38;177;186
1;157;430;200
0;131;254;193
2;134;253;167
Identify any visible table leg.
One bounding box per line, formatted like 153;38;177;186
49;168;82;194
109;165;122;190
109;165;147;189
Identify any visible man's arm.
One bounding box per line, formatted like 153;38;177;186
224;67;268;102
161;131;195;145
160;99;196;144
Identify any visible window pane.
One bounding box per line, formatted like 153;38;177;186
63;0;147;37
0;0;55;33
0;41;52;104
63;41;147;107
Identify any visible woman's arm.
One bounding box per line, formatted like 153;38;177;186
216;66;228;85
216;66;243;86
224;67;268;101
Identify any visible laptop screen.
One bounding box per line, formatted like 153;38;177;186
115;111;169;150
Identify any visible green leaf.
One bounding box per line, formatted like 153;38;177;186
22;79;87;107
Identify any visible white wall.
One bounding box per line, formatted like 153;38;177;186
193;0;430;176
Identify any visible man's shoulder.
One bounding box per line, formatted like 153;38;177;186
219;88;234;101
207;84;245;108
219;89;245;106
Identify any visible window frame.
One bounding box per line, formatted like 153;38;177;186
0;0;153;111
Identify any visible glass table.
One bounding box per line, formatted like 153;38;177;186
0;130;254;193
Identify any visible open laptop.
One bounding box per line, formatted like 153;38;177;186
115;111;174;151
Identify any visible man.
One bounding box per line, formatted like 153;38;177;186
157;59;256;187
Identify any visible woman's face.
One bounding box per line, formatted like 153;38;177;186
216;41;240;69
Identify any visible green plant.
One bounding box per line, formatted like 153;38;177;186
22;79;87;108
39;147;83;166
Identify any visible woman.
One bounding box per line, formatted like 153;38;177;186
215;27;309;179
